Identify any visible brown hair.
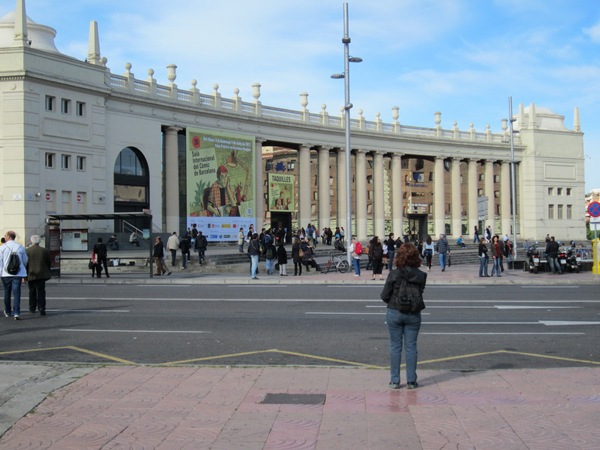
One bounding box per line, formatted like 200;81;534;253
394;243;422;268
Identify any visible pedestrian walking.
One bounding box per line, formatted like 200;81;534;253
195;231;208;265
153;236;170;276
385;233;397;270
238;228;245;253
25;235;51;315
92;237;109;278
1;231;28;320
179;235;191;269
166;232;179;267
247;233;261;280
349;236;362;276
423;236;434;271
263;235;276;275
435;234;450;271
473;226;480;243
380;243;427;390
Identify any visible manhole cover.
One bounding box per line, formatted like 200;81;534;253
261;393;326;405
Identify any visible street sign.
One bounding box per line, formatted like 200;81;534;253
591;216;600;224
588;201;600;218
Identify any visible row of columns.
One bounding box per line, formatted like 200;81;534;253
163;128;515;240
298;146;515;240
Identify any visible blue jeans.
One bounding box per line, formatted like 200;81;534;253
387;250;395;270
352;257;361;275
479;255;489;276
3;276;22;317
548;256;562;274
491;257;502;276
198;248;205;263
386;308;421;385
266;258;275;275
181;252;188;268
251;254;259;278
439;252;447;269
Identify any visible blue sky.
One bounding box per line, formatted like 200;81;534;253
5;0;600;192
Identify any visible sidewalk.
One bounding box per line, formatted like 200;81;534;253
1;364;599;449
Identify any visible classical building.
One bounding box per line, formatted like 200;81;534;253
0;0;586;244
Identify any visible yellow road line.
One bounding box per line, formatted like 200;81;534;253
0;346;136;365
499;350;600;366
164;349;385;369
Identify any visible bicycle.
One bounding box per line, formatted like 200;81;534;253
320;252;350;274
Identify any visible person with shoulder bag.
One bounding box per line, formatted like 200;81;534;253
380;243;427;390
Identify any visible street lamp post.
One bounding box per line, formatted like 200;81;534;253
508;97;518;267
331;3;362;263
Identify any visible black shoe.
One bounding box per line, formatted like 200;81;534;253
389;382;401;389
14;316;20;321
40;311;46;316
407;382;418;389
106;274;110;278
30;309;36;313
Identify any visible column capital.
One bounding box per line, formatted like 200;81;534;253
255;137;267;145
164;126;183;134
317;145;333;152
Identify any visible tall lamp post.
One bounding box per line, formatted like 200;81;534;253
331;3;362;263
508;97;518;267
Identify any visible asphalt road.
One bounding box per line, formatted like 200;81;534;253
1;282;598;371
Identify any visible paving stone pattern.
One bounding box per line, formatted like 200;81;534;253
1;366;599;449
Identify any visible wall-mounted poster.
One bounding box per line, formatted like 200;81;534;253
268;173;295;212
186;128;255;241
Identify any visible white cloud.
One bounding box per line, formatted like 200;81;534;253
583;21;600;43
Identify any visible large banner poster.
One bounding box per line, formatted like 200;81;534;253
186;128;255;241
268;173;295;212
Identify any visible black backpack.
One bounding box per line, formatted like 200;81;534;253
7;252;21;275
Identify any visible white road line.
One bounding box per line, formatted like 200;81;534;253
421;332;585;335
60;329;211;334
539;321;600;326
494;306;579;309
365;305;579;309
48;309;129;313
521;286;579;289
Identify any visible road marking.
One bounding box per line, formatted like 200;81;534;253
539;321;600;326
521;286;579;289
60;329;211;334
494;306;579;309
417;350;600;366
366;305;579;309
422;332;584;335
48;309;130;313
0;346;136;364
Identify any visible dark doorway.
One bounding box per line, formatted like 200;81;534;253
270;212;293;243
407;214;428;242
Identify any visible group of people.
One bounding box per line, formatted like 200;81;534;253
477;234;515;277
151;227;209;276
1;231;52;320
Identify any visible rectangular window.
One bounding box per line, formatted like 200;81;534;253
429;172;434;181
557;204;563;219
566;188;572;196
61;154;71;170
45;153;55;168
76;101;86;117
548;187;554;196
76;156;86;171
494;175;500;183
61;98;71;114
478;188;483;196
557;187;563;196
494;190;500;198
479;174;484;181
567;204;572;219
45;96;55;111
548;204;554;219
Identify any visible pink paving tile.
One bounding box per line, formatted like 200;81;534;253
366;413;422;450
213;411;278;443
410;405;474;449
365;390;410;413
322;390;366;413
316;412;369;449
47;418;130;449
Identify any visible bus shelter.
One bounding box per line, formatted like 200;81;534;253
46;212;154;278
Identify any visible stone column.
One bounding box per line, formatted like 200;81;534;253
391;153;403;238
298;144;312;228
467;159;479;236
336;148;347;230
355;150;368;240
434;156;446;237
451;158;462;238
254;138;265;231
500;160;511;235
372;151;385;239
318;146;331;231
164;126;182;232
485;160;495;233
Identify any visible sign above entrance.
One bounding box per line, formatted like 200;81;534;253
268;173;295;212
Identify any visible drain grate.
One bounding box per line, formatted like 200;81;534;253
261;393;326;405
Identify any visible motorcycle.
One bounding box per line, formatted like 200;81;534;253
558;247;568;272
566;247;582;273
524;244;541;273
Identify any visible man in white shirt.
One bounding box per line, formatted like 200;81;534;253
1;231;28;320
166;232;180;267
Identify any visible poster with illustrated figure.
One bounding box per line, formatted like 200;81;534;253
186;128;255;241
268;173;295;212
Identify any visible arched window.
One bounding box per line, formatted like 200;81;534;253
113;147;150;231
114;147;147;176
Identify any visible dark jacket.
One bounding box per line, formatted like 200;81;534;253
93;243;107;259
153;241;164;258
195;235;207;250
179;238;191;254
25;244;52;281
490;241;504;258
291;243;301;263
478;242;488;257
277;245;288;264
435;238;450;254
248;239;261;256
381;266;427;312
546;241;560;258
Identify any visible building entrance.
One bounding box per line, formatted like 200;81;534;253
270;212;293;243
407;214;428;242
